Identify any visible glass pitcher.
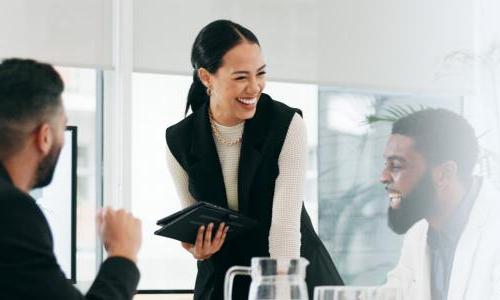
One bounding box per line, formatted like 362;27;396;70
224;257;310;300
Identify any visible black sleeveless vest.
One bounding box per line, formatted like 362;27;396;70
166;94;343;299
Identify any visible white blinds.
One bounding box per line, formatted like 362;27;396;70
133;0;320;84
134;0;475;93
317;0;475;94
0;0;480;93
0;0;113;69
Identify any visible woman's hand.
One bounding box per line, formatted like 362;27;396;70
181;222;229;260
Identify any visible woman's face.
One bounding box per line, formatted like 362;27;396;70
200;42;266;126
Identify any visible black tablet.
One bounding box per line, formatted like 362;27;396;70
154;202;258;244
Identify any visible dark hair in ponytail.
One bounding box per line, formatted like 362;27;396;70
185;19;260;115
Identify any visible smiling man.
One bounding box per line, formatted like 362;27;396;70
380;108;500;300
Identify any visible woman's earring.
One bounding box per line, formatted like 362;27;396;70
206;87;212;96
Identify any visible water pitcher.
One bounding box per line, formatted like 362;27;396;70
224;257;309;300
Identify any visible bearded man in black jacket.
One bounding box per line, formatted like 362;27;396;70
0;58;142;300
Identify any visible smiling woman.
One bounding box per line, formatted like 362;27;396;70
164;19;343;300
198;41;266;126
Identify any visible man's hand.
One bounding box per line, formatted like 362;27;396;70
181;222;229;260
97;207;142;263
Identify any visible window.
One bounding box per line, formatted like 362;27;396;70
56;67;100;286
131;73;195;290
317;89;463;284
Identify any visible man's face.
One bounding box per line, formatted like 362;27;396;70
33;105;67;189
380;134;437;234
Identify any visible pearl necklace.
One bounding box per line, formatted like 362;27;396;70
208;109;242;146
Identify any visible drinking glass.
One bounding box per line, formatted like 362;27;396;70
314;286;403;300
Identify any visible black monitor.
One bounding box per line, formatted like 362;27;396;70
31;126;77;282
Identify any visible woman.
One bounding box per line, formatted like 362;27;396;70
165;19;343;299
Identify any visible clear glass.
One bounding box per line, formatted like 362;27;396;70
225;257;310;300
314;286;403;300
366;287;403;300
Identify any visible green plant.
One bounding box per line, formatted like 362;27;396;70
364;104;426;125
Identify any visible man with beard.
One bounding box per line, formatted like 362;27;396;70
380;108;500;300
0;58;142;299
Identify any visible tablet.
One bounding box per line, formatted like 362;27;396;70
154;202;258;244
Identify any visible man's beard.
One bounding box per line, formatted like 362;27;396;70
388;171;437;234
33;144;62;189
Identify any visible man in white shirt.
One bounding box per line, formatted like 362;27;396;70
380;108;500;300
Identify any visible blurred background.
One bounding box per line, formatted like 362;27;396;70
1;0;499;298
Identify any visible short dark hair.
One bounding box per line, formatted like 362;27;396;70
0;58;64;160
185;19;260;115
392;108;478;180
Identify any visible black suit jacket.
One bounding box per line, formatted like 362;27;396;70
0;164;140;300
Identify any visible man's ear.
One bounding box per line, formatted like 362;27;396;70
34;123;53;155
433;161;458;188
197;68;212;88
